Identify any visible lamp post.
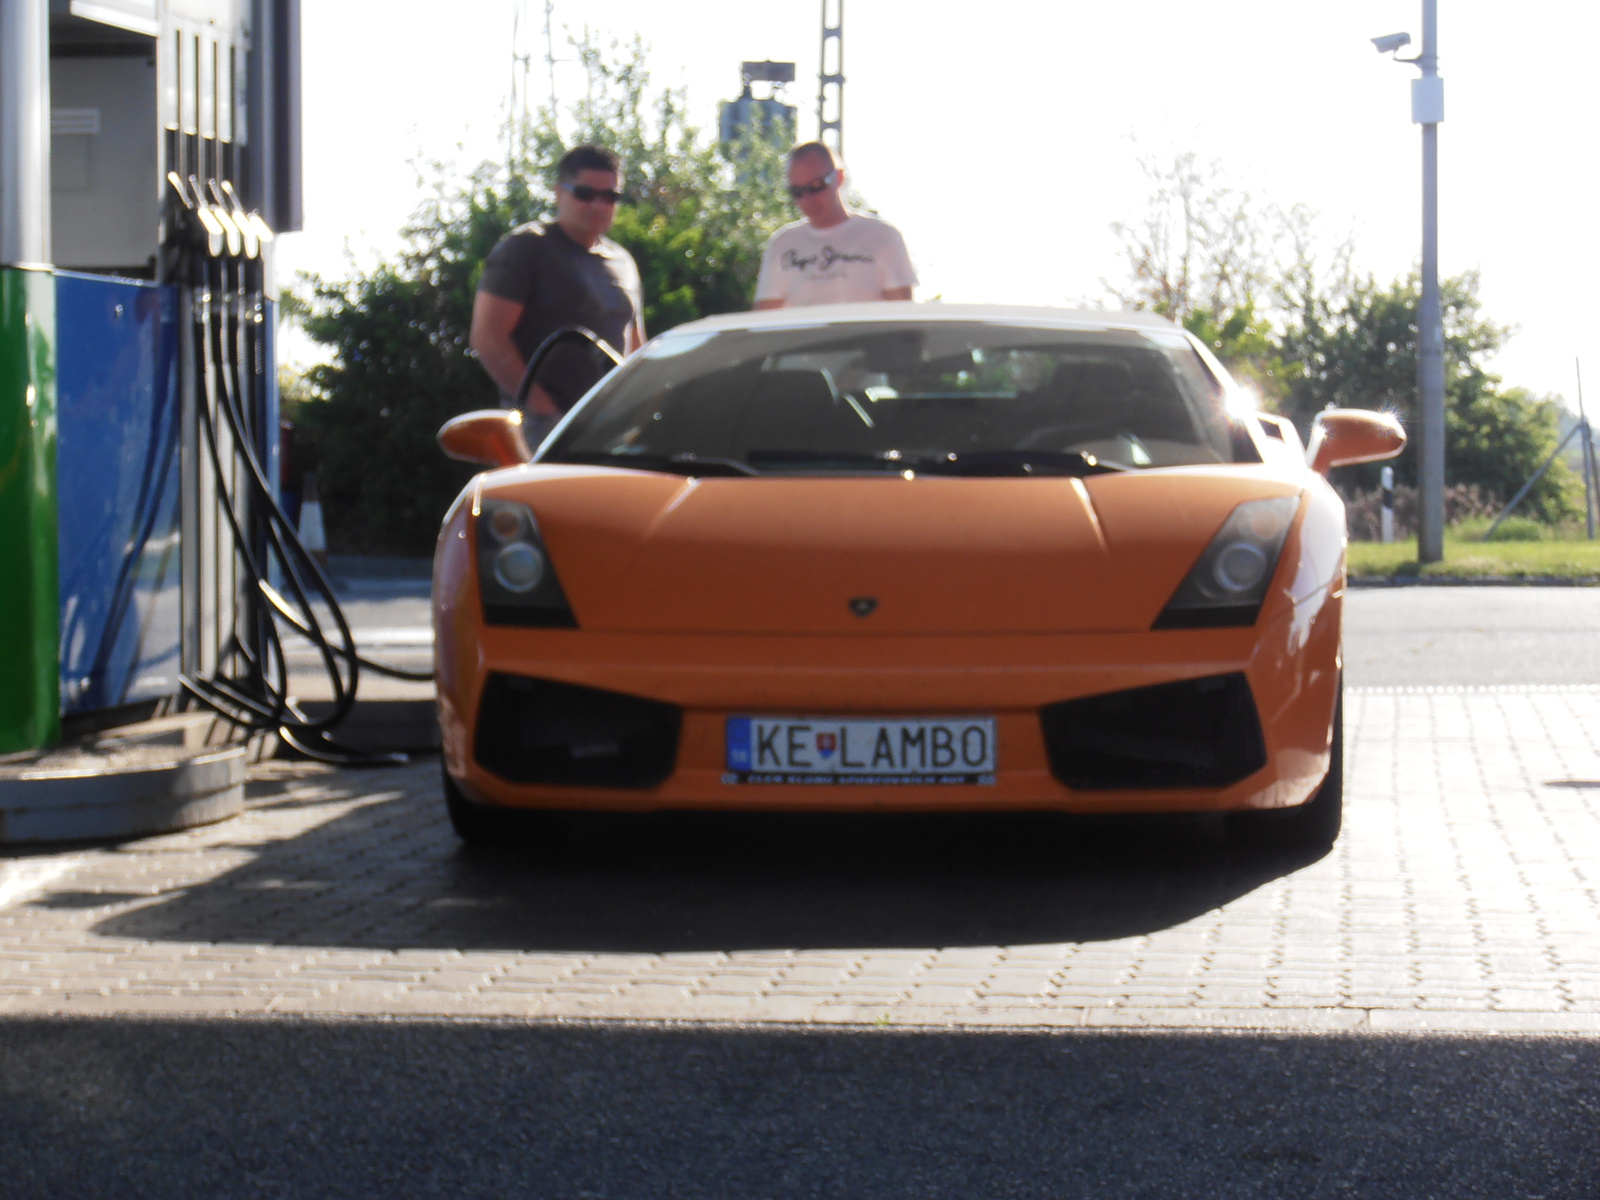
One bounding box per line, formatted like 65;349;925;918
1374;2;1445;562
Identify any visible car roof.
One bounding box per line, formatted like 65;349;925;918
661;302;1182;338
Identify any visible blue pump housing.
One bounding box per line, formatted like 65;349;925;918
54;273;183;716
53;272;283;718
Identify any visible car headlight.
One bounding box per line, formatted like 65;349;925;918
1153;495;1301;629
476;499;577;627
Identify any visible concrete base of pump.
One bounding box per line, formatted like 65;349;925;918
0;715;246;844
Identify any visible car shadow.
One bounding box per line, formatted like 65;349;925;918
92;772;1326;953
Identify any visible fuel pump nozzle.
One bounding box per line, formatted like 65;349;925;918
217;180;271;258
194;177;241;258
205;179;249;258
166;171;228;258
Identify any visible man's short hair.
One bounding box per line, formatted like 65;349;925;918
557;143;622;183
787;141;840;173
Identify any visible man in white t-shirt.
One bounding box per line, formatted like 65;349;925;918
754;142;917;309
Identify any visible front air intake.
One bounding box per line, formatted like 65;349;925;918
475;673;681;788
1040;673;1266;790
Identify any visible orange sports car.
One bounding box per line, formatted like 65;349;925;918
433;304;1403;849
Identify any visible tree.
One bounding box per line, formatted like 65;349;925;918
1105;154;1300;403
1106;152;1276;322
286;39;794;555
1180;303;1288;402
1107;158;1579;522
1276;270;1578;518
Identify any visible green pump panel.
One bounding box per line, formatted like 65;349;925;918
0;266;59;753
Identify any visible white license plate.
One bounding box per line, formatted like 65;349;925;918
724;716;997;785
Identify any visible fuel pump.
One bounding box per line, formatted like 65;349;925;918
1;0;421;790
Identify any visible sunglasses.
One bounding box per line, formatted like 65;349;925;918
563;183;625;204
787;170;839;200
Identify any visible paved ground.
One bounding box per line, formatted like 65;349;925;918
3;687;1599;1034
286;569;433;703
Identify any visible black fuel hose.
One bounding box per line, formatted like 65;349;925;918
168;179;430;765
512;325;623;411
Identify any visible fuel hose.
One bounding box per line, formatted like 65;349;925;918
166;174;430;765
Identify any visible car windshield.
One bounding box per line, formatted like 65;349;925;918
542;319;1253;476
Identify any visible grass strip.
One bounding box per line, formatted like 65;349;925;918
1348;535;1600;582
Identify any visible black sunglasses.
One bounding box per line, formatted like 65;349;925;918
564;183;625;204
787;170;838;200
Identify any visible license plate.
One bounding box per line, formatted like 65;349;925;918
724;716;997;785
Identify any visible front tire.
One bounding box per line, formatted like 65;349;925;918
1228;690;1343;850
443;767;523;847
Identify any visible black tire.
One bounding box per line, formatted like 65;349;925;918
442;767;524;847
1227;690;1343;850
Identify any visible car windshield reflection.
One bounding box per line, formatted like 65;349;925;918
543;320;1254;477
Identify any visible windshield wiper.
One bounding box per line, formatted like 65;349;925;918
541;450;762;477
930;450;1128;477
745;450;908;471
666;453;762;476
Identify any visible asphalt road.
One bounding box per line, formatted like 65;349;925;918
2;1018;1596;1199
1344;586;1600;687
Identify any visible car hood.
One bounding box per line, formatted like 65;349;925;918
486;465;1304;634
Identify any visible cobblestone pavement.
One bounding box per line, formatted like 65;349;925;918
3;688;1599;1033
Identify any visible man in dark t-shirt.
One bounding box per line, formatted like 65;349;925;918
470;144;645;424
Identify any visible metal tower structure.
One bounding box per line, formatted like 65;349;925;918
817;0;843;155
543;0;560;119
509;0;559;142
509;0;533;161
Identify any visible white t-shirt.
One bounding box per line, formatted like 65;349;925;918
754;214;918;307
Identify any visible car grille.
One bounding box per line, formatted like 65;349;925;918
474;673;681;788
1039;672;1267;790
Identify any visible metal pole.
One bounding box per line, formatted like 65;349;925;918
0;0;51;267
0;0;59;752
1484;422;1584;540
1415;0;1445;562
1579;359;1595;539
1587;427;1600;542
818;0;843;155
544;1;559;118
1381;466;1396;543
1583;423;1595;540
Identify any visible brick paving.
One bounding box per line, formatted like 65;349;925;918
2;688;1599;1032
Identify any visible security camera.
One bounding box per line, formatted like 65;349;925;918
1371;32;1412;55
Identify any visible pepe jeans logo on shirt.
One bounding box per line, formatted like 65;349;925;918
782;245;876;273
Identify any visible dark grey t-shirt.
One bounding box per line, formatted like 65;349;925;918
477;221;643;410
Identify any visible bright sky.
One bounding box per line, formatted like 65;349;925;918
278;0;1600;407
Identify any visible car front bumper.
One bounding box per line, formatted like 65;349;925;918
436;588;1343;816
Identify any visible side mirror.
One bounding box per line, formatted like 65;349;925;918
437;410;532;469
1307;409;1406;475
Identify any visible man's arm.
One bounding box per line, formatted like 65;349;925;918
877;225;918;305
751;235;786;311
626;311;646;354
470;290;558;415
